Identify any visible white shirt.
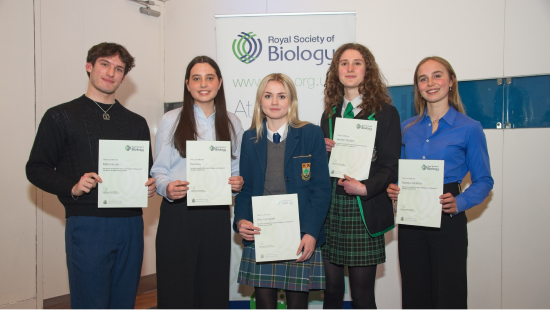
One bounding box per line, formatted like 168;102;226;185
266;122;288;143
341;95;363;117
151;104;244;201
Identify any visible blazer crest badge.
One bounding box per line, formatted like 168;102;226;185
302;163;311;181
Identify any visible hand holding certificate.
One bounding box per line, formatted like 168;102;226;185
186;141;232;206
98;140;149;208
252;194;301;262
396;159;444;228
328;118;377;180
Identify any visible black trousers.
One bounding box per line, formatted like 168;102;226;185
398;183;468;309
156;198;231;309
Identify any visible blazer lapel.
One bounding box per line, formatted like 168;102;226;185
253;129;268;180
284;126;299;171
332;104;343;135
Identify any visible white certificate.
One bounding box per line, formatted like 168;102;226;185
252;194;301;262
396;159;444;228
98;140;149;208
328;117;377;180
186;141;232;206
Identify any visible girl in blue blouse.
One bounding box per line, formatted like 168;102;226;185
387;56;493;308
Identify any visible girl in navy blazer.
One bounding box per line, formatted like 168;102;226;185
233;73;332;309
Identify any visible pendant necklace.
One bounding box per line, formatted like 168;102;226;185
92;99;114;120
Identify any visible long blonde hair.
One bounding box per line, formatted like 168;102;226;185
250;73;308;141
404;56;465;133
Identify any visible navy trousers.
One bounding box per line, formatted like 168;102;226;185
65;216;144;309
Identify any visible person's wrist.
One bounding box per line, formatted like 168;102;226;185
70;187;79;200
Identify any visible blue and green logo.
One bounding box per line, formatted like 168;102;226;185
232;32;263;64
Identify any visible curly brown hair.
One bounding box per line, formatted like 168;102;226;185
323;43;391;118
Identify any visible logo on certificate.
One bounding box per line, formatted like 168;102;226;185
302;163;311;181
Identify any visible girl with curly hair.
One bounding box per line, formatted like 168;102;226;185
320;43;401;308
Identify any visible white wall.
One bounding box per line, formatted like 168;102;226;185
2;0;550;308
504;0;550;77
0;1;38;308
502;128;550;308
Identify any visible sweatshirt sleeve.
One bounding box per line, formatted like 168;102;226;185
26;109;76;197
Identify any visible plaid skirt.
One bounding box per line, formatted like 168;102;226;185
237;244;325;292
322;181;386;266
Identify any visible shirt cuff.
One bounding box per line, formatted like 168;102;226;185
156;181;173;202
455;195;467;214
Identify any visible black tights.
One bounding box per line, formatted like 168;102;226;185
255;287;309;309
323;259;378;309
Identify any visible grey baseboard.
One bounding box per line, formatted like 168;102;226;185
43;273;157;309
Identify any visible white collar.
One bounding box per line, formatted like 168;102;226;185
341;95;363;117
266;122;288;143
343;95;363;109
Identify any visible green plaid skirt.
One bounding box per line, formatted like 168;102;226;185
322;181;386;266
237;244;325;292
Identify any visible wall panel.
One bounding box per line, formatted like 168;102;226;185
502;128;550;308
0;0;38;307
504;0;550;77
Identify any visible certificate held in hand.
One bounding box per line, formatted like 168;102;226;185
396;159;444;228
98;140;149;208
186;141;232;206
328;117;377;180
252;194;301;263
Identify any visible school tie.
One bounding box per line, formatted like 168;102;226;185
273;133;281;144
343;102;354;119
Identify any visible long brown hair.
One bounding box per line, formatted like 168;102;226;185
172;56;236;158
404;56;465;133
250;73;308;142
323;43;391;118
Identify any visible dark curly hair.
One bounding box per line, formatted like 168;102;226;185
323;43;391;118
86;42;135;77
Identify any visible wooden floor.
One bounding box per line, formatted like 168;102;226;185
135;290;157;309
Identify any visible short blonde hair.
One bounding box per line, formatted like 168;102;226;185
250;73;308;141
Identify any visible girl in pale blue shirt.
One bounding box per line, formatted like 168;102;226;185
151;56;244;309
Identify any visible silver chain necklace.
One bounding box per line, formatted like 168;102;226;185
92;99;114;120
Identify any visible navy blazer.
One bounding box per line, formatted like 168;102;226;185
233;123;332;247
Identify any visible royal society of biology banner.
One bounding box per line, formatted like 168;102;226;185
216;12;356;130
216;12;355;307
